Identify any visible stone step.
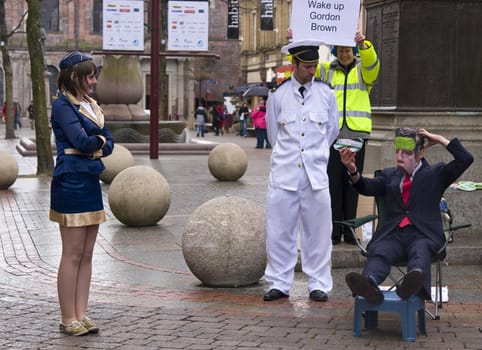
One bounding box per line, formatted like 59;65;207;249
15;137;216;156
331;229;481;268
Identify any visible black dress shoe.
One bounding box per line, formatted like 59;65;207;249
263;289;289;301
309;290;328;302
345;272;384;305
396;269;424;300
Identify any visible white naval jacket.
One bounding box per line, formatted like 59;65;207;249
266;78;339;191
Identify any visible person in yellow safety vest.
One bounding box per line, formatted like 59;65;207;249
285;30;380;245
325;32;380;245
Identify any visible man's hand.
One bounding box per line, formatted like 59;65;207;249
339;148;357;172
418;128;450;148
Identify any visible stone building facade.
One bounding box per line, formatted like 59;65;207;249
237;0;355;89
0;0;243;122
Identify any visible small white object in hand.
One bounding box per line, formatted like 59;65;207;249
333;138;364;152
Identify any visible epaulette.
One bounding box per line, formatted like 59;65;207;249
314;77;333;89
271;77;291;92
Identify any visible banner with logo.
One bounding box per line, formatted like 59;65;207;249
227;0;240;39
103;0;144;51
260;0;274;31
167;1;209;51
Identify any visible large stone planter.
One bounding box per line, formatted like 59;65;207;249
182;195;266;287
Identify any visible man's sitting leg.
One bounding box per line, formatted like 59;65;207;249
345;272;384;305
396;268;424;300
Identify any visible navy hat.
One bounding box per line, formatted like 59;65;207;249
59;51;93;69
281;40;324;63
289;46;319;63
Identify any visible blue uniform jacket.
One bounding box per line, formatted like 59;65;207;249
353;138;473;250
51;93;114;177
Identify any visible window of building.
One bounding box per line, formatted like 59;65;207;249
93;0;103;34
40;0;59;32
46;65;59;104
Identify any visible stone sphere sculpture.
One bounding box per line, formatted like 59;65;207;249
208;143;247;181
108;166;171;226
0;150;19;189
182;195;266;287
100;144;134;184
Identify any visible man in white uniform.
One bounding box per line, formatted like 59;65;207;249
263;40;339;301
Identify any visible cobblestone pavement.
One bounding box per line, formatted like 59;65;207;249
0;124;481;349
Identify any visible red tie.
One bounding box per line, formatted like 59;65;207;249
399;175;412;228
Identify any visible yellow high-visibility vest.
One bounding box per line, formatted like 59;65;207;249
316;41;379;133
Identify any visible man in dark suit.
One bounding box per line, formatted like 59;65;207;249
339;128;473;305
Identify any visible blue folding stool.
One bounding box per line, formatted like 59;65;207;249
353;290;426;341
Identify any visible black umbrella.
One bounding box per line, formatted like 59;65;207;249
243;86;269;97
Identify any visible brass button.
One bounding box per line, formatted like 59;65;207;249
297;163;302;168
301;148;304;152
302;117;306;122
301;132;305;137
318;122;321;125
301;102;304;106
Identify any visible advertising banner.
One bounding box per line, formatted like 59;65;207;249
227;0;240;39
103;0;144;51
167;1;209;51
260;0;274;31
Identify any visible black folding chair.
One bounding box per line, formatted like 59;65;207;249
336;170;471;320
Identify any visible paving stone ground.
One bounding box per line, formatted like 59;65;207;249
0;123;481;349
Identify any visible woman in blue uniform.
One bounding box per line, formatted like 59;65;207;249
50;51;114;336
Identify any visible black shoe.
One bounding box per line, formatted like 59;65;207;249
332;239;341;245
396;269;424;300
345;272;384;305
263;289;289;301
309;290;328;302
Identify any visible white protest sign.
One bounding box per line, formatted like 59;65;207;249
290;0;360;47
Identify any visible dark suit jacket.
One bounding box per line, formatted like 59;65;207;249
353;138;473;251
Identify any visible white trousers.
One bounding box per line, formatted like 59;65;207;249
264;170;333;294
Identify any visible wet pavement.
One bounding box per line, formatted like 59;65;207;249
0;122;481;349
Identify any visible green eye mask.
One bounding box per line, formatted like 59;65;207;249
394;136;416;151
